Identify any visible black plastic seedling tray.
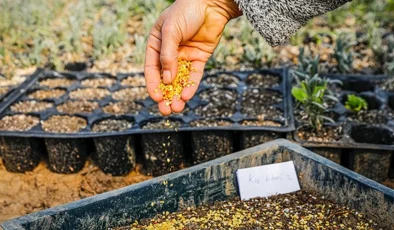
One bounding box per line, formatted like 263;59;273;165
291;73;394;182
0;68;294;175
2;139;393;230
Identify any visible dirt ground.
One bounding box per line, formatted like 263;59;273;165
0;159;151;223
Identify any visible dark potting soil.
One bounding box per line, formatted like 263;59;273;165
379;77;394;92
57;100;99;114
189;119;232;127
347;110;389;125
112;87;149;101
39;78;76;88
195;88;237;117
92;119;132;132
117;191;379;230
241;88;283;119
142;120;182;130
0;115;39;131
69;88;110;100
10;100;53;113
81;77;116;88
245;73;281;88
28;89;67;100
121;76;146;87
241;119;282;127
41;115;87;133
297;125;343;142
102;101;142;115
202;73;239;88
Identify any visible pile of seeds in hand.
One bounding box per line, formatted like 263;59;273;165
41;115;87;133
158;60;195;105
122;191;379;230
0;115;39;131
10;100;53;113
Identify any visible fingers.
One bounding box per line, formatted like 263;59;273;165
158;100;172;116
171;96;186;113
181;60;206;101
160;23;181;84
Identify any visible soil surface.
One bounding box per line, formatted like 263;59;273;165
10;100;53;113
0;160;151;223
202;74;239;88
195;88;237;117
0;115;39;131
39;78;76;88
112;87;149;101
92;119;133;132
118;190;380;230
241;89;283;119
142;120;182;130
121;76;146;87
41;115;87;133
28;89;66;100
189;119;232;127
241;120;282;127
57;100;99;114
81;77;116;88
70;88;110;100
347;110;389;125
245;73;281;88
297;125;343;142
0;87;9;96
103;101;142;115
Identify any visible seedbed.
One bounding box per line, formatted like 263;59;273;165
292;74;394;182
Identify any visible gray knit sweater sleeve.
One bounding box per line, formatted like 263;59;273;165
234;0;351;46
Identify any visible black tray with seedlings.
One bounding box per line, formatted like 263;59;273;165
291;70;394;182
0;68;294;177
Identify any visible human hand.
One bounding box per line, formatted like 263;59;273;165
144;0;241;115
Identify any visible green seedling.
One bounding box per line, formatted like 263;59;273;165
292;47;320;83
292;74;337;130
345;94;368;112
333;34;354;73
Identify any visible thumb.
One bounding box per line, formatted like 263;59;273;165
160;24;181;84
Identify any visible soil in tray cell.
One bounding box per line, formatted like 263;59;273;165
245;73;281;88
112;87;149;101
297;125;343;143
189;119;232;127
10;100;53;113
39;78;76;88
121;75;146;87
0;114;39;131
241;131;284;149
57;100;99;114
241;88;283;119
0;87;9;96
241;119;282;127
28;89;66;100
92;119;135;175
347;110;389;125
103;101;142;115
195;88;237;117
202;73;239;88
69;88;110;100
119;191;379;229
81;77;116;88
41;115;87;133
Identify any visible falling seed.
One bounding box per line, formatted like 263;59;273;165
167;158;170;163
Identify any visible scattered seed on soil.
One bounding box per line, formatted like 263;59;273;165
190;119;232;127
195;88;237;117
28;89;66;100
142;120;182;130
42;115;87;133
241;120;282;127
70;88;110;100
242;88;283;119
245;73;281;88
202;74;239;87
0;87;9;96
347;110;389;124
0;115;39;131
297;125;343;142
92;119;133;132
112;88;149;101
122;190;379;230
103;101;142;115
81;77;116;88
57;100;99;114
10;100;53;113
39;78;76;88
121;76;146;87
158;60;196;102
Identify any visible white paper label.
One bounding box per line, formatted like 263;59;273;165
236;161;300;200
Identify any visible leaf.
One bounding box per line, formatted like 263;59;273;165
291;87;307;102
312;101;327;110
318;115;336;124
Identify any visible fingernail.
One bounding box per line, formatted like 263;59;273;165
163;70;171;84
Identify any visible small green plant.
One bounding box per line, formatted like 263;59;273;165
242;34;276;68
292;47;320;83
333;34;354;73
292;74;337;130
345;95;368;112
